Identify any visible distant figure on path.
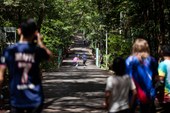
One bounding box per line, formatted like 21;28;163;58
103;57;136;113
82;53;87;68
0;18;52;113
73;54;79;67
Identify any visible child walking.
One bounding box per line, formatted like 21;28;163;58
103;57;136;113
73;55;79;67
82;53;87;68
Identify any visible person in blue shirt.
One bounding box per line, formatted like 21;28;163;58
82;53;87;67
126;38;158;113
0;18;52;113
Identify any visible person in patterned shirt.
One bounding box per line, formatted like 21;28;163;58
126;38;158;113
158;44;170;113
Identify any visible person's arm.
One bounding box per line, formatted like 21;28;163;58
129;78;137;109
125;57;133;78
159;76;165;82
129;89;137;109
0;65;6;91
103;77;113;110
103;90;111;110
36;33;53;57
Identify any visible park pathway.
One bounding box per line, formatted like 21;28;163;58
42;35;111;113
1;35;162;113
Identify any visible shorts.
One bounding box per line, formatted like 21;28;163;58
10;104;43;113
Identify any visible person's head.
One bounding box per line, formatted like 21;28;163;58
161;44;170;57
132;38;150;58
112;57;126;76
20;18;37;39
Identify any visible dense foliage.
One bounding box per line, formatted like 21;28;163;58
0;0;170;69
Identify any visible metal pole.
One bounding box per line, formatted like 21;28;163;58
106;30;108;68
96;48;99;67
14;27;16;43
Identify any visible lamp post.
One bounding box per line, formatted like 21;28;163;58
105;30;108;69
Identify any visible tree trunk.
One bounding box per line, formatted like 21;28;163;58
37;1;46;32
157;0;165;45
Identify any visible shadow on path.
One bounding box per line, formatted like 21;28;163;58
42;35;111;113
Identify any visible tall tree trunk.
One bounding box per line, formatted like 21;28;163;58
158;0;165;45
18;8;22;25
37;1;46;32
37;9;44;32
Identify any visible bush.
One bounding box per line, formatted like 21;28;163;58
102;34;132;69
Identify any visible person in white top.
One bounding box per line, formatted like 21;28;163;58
103;57;137;113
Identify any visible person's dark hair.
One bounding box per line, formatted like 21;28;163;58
21;18;37;38
112;57;126;76
161;44;170;56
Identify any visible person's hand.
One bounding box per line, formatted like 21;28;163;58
35;32;53;57
36;33;43;44
36;33;42;39
102;102;108;110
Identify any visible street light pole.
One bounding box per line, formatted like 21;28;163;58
106;30;108;69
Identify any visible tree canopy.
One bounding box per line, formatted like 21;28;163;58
1;0;170;67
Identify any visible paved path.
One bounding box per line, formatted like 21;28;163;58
2;35;110;113
42;36;111;113
2;35;163;113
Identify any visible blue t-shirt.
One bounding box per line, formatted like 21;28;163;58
82;54;87;61
0;42;49;108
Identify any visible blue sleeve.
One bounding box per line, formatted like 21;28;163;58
126;56;133;78
0;49;10;66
